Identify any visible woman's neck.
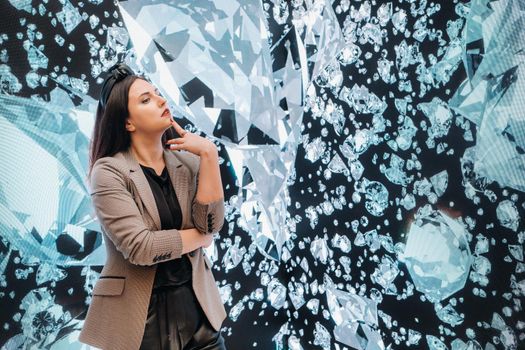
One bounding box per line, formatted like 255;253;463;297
130;134;165;168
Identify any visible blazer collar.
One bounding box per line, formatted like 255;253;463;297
120;147;184;171
119;148;189;230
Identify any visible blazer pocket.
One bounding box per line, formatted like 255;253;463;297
93;277;126;296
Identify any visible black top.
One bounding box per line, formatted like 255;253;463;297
140;164;192;288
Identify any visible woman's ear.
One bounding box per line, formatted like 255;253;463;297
125;119;136;132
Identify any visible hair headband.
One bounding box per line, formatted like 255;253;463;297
98;62;135;109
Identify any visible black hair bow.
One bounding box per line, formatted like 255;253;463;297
99;62;135;108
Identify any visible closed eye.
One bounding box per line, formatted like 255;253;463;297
141;89;161;103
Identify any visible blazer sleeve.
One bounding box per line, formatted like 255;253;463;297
185;152;225;235
90;159;183;266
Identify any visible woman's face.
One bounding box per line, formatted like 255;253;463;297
126;78;172;135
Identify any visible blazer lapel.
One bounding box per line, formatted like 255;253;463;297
120;148;190;230
122;149;162;230
164;149;189;228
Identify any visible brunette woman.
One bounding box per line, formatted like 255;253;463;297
79;63;227;350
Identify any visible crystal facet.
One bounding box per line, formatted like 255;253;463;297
401;208;473;302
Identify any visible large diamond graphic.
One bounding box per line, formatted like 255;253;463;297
401;207;473;302
0;92;103;265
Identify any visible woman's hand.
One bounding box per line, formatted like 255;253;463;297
166;120;216;157
201;233;214;248
180;229;215;255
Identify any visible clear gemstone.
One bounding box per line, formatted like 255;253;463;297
401;208;472;302
496;200;520;232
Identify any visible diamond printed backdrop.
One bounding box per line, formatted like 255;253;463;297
0;0;524;349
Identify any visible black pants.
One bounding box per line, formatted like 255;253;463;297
140;282;226;350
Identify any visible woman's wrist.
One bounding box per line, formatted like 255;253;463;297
198;142;218;158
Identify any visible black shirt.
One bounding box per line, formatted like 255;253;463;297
140;164;192;288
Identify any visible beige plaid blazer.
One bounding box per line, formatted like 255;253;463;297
79;148;227;350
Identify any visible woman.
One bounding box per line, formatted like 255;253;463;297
79;63;227;350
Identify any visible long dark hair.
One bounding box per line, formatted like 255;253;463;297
88;75;177;178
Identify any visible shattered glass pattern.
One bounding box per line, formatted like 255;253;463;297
449;0;525;192
325;274;384;349
117;0;344;261
0;0;525;349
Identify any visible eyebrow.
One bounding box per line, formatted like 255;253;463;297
139;88;160;97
